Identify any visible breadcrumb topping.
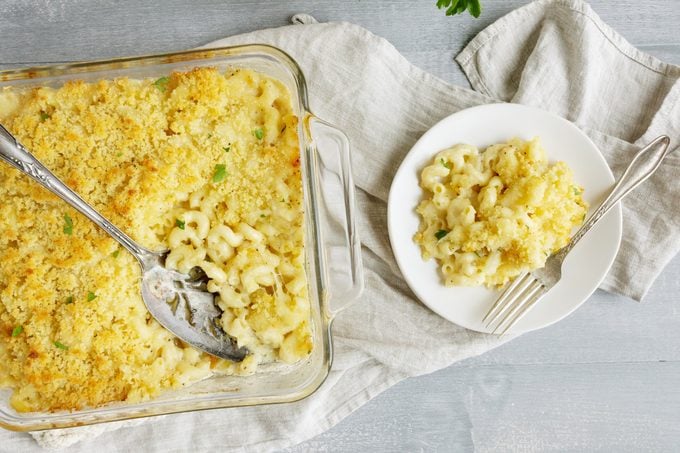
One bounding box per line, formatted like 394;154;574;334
0;67;311;412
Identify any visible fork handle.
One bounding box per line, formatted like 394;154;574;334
0;123;152;262
559;135;672;258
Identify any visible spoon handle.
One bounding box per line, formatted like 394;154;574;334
0;124;151;261
559;135;672;259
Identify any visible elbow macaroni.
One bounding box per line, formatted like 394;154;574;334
414;138;588;287
0;67;312;412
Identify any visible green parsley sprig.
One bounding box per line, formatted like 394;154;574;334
436;0;482;18
153;76;170;92
212;164;227;183
63;213;73;235
440;158;453;170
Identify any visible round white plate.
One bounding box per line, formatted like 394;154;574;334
387;103;622;334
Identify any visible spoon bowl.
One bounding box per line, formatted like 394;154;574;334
140;252;248;361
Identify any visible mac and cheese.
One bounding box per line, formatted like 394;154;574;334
0;67;312;412
414;138;588;287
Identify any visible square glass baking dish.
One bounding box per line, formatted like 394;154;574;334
0;45;364;431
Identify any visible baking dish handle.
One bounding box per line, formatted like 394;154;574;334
307;116;364;318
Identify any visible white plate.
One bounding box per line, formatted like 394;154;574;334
387;103;622;334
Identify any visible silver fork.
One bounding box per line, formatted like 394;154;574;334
483;135;672;335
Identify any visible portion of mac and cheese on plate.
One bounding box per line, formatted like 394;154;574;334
414;138;588;287
0;67;312;412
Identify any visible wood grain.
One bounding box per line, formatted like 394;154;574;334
0;0;678;451
290;257;680;452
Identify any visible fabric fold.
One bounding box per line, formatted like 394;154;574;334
456;0;680;300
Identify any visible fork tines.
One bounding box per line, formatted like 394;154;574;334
483;272;547;335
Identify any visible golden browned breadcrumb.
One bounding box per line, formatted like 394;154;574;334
0;67;312;412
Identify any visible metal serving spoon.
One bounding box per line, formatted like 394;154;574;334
0;124;248;362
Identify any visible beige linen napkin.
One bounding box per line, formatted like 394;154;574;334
457;0;680;299
2;0;675;450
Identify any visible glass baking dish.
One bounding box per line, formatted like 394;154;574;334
0;45;364;431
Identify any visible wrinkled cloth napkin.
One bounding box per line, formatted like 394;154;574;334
4;0;678;450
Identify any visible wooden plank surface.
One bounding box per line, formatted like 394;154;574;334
0;0;678;451
290;258;680;452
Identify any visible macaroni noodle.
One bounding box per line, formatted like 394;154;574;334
414;138;588;287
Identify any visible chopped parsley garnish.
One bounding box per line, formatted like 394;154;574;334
440;158;453;170
63;214;73;235
176;218;186;230
223;146;231;153
212;164;227;183
87;291;97;302
116;152;123;157
435;229;449;240
153;76;170;92
260;214;266;218
11;326;23;337
65;296;74;304
573;187;582;196
53;341;69;350
112;249;120;258
39;111;50;122
253;128;264;140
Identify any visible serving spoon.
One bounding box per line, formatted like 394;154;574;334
0;124;248;362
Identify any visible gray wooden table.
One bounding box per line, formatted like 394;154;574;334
1;1;679;451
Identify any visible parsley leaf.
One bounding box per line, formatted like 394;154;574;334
112;249;120;258
212;164;227;183
436;0;481;17
11;326;23;337
65;296;74;304
53;341;69;350
440;158;453;170
87;291;97;302
253;128;264;140
573;187;582;196
176;218;186;230
39;111;50;122
468;0;482;17
435;229;449;240
153;76;170;92
223;146;231;153
63;214;73;235
456;0;469;15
